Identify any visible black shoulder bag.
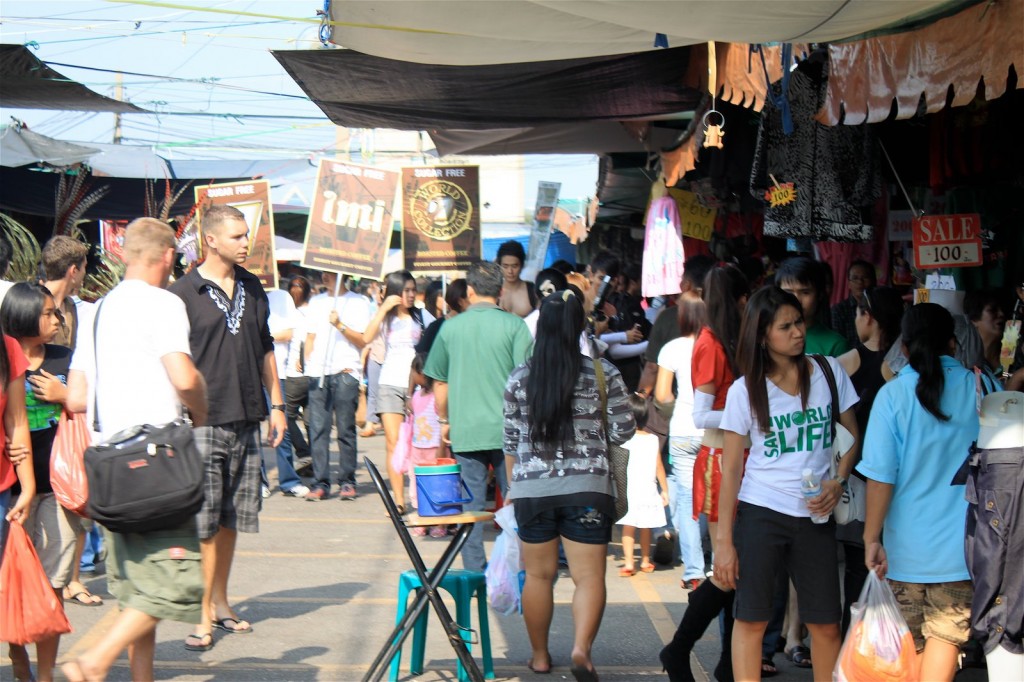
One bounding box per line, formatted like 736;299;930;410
84;300;205;534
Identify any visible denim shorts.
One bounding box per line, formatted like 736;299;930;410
517;505;613;545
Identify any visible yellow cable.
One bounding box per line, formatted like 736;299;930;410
104;0;457;35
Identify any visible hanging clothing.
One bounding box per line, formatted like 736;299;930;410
750;64;881;242
641;196;685;297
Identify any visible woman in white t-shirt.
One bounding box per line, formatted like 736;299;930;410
362;270;434;513
654;295;706;590
716;286;859;681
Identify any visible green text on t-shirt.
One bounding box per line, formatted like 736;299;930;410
762;405;833;458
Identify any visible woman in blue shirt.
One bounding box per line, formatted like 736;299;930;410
859;302;979;682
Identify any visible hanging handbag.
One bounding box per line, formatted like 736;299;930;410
50;410;92;516
83;300;205;534
810;354;863;525
593;358;630;522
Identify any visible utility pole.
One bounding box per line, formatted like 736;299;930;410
113;72;123;144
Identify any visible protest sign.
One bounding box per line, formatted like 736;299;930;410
401;166;480;272
193;179;277;289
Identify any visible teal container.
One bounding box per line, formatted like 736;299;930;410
414;462;473;516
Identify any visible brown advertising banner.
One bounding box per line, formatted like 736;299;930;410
401;166;480;272
193;180;278;289
301;159;397;279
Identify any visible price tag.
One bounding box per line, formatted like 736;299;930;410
764;182;797;208
912;214;983;269
667;189;716;242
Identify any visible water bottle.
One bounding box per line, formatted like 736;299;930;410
801;468;829;524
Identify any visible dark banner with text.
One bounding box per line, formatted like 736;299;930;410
302;159;397;279
401;166;480;273
193;179;277;290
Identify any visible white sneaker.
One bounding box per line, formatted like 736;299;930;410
283;484;310;498
261;485;271;499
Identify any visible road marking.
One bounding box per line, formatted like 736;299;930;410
630;573;709;682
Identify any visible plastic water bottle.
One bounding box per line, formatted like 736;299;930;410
801;468;829;524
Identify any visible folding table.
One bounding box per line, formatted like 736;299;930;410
363;457;494;682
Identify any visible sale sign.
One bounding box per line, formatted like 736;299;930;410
912;214;982;269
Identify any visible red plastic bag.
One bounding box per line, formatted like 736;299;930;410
390;416;413;474
834;571;918;682
50;410;91;516
0;522;72;644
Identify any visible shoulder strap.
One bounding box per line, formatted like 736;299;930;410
810;354;839;438
91;298;106;433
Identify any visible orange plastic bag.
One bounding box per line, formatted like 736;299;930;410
50;410;91;516
0;522;72;644
834;571;918;682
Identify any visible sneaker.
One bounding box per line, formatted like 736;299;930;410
339;483;357;500
261;485;271;499
306;487;328;501
283;484;310;498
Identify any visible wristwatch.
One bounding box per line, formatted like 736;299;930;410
271;404;286;412
835;476;849;492
334;320;347;333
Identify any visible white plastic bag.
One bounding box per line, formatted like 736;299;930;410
485;504;522;616
834;571;918;682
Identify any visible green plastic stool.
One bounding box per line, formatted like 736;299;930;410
389;568;494;681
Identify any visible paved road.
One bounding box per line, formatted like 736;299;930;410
42;433;987;681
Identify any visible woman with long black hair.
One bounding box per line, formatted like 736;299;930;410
859;303;981;682
361;270;434;512
0;310;35;560
504;290;635;681
716;286;859;682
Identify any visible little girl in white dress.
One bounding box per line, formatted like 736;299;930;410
618;394;669;576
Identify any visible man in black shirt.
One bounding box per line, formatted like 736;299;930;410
170;205;286;651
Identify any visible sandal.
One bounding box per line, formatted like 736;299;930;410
184;632;214;651
212;616;252;634
785;645;812;668
761;657;778;678
526;654;552;674
618;567;636;577
63;584;103;606
639;563;655;573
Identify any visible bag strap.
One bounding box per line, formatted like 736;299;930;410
91;298;106;433
810;354;839;440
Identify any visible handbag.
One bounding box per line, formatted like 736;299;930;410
593;358;630;522
391;416;413;474
50;410;92;516
0;522;73;644
83;300;205;534
810;354;863;525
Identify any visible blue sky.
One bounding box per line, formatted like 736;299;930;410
0;1;598;204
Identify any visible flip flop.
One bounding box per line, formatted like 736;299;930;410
618;567;636;577
526;656;552;674
785;645;812;668
570;664;599;682
639;563;655;573
184;632;214;651
63;587;103;607
213;617;253;634
761;657;778;678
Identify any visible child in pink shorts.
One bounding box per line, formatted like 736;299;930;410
407;354;447;538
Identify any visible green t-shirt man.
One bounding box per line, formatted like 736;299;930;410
805;323;849;357
424;302;533;452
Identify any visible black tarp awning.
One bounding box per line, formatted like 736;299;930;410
272;46;702;131
0;44;147;113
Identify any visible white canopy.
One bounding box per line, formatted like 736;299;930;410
328;0;969;65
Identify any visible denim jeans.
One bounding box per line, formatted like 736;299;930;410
453;449;507;572
284;375;311;459
273;379;304;492
668;436;705;581
79;524;104;572
307;371;360;492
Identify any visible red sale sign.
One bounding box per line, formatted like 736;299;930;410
912;214;982;269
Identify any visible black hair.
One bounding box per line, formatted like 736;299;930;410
682;254;715;293
424;279;444;319
549;259;574;275
410;352;434;393
737;287;810;433
382;270;415;332
0;282;53;340
902;303;954;421
963;290;1002;323
589;251;620;279
859;286;904;355
444;278;468;314
702;264;749;377
776;256;829;325
534;268;568;296
496;240;526;266
628;393;649;430
0;313;8;386
0;238;11;278
848;260;877;283
526;290;586;447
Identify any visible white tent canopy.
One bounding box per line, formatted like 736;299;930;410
328;0;971;65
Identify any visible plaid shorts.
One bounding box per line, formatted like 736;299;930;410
194;422;262;540
889;579;974;651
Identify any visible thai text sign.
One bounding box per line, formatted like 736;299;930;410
402;166;480;272
302;159;397;279
912;213;982;269
668;188;716;242
194;180;277;289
